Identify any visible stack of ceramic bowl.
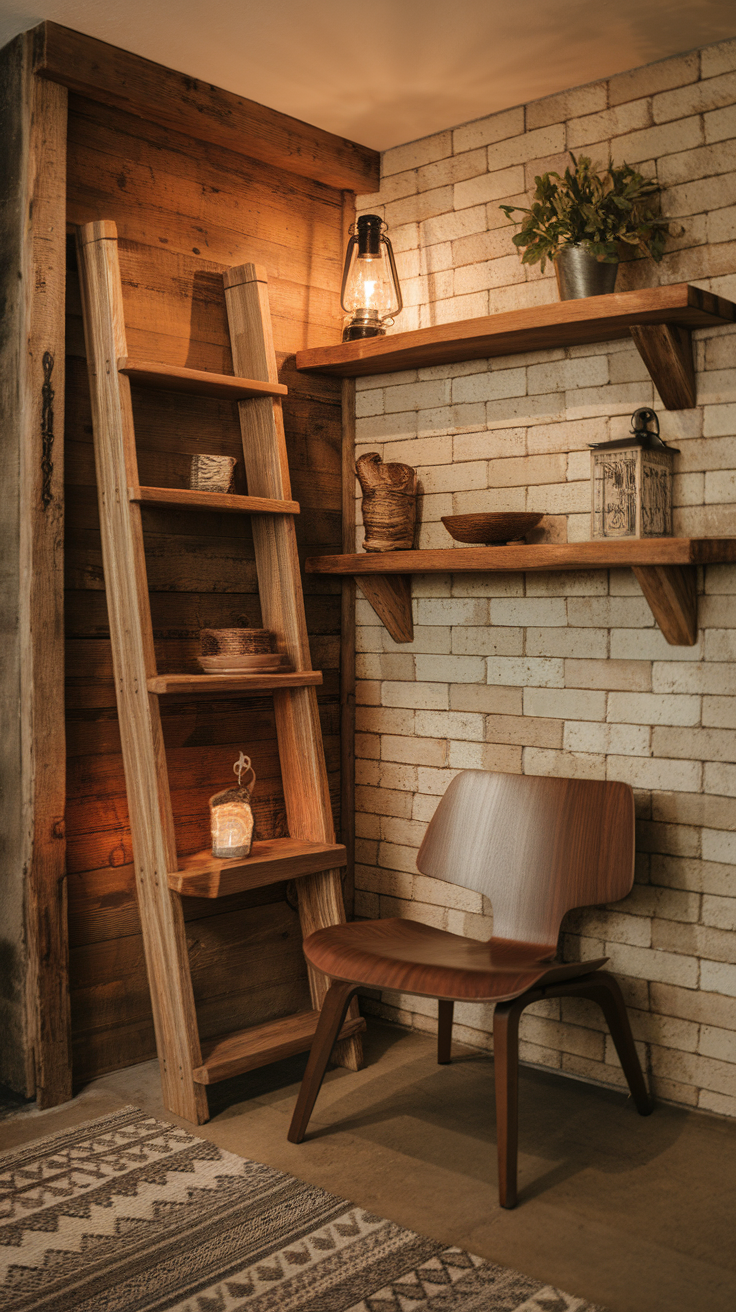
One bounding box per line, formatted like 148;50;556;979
198;628;290;675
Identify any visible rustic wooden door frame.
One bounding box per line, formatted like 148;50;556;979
0;32;71;1105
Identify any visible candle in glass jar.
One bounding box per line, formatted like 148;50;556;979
209;752;256;860
210;799;253;858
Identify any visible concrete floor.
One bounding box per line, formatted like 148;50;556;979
2;1020;735;1312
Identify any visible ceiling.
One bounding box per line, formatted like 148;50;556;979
2;0;735;151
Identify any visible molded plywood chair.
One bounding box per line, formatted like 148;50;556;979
288;771;652;1207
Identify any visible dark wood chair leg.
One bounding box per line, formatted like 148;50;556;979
585;971;653;1115
288;981;360;1144
438;999;454;1064
493;996;525;1209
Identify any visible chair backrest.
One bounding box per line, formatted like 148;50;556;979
416;771;634;951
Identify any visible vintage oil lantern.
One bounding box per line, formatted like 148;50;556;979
210;752;256;860
340;214;403;341
590;408;678;540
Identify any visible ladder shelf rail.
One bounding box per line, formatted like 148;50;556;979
77;220;363;1124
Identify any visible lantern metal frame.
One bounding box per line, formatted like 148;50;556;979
340;213;403;341
590;408;679;540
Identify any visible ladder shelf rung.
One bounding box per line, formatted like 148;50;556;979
118;356;288;400
147;671;323;695
169;837;347;898
194;1011;366;1084
130;486;300;515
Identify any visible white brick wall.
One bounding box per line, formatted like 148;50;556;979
352;36;736;1119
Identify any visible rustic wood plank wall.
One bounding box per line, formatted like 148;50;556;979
63;90;353;1080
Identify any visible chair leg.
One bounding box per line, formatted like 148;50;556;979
493;996;525;1209
586;971;653;1115
438;999;454;1064
288;981;359;1144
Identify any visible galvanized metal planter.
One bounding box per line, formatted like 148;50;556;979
555;245;619;300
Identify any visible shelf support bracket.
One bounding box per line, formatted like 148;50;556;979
356;575;414;643
629;323;695;410
632;564;697;646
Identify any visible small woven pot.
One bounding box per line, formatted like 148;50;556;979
200;628;274;656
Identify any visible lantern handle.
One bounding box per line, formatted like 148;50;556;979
382;232;403;315
233;751;256;792
630;407;659;437
339;232;358;312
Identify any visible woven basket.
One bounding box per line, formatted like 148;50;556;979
200;628;274;655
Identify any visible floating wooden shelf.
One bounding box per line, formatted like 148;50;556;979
296;284;736;410
307;539;736;575
147;671;323;694
194;1010;366;1084
306;538;736;648
130;485;300;515
169;837;347;899
118;356;288;399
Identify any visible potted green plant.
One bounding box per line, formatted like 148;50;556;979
500;153;670;300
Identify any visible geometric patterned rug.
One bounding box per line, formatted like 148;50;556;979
0;1106;606;1311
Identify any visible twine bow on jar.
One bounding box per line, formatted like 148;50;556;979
233;751;256;794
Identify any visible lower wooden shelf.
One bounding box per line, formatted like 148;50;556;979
169;837;347;898
147;671;323;694
193;1010;366;1084
305;538;736;648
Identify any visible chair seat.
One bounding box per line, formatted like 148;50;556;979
303;918;608;1003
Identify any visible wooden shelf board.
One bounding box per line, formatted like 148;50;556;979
295;284;735;378
194;1011;366;1084
169;837;347;898
130;486;299;515
148;671;323;694
118;356;288;399
306;538;736;647
306;538;736;575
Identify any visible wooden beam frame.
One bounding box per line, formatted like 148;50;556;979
31;21;379;193
0;33;71;1104
1;21;374;1107
339;191;357;920
341;377;358;916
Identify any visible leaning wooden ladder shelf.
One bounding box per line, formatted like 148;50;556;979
76;220;364;1124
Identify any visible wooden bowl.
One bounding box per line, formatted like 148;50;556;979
441;512;543;544
198;654;287;673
